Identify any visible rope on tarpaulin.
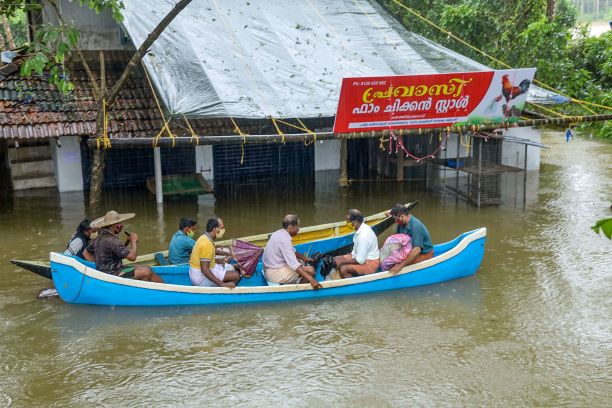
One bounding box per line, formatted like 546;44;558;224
183;115;199;146
230;117;249;165
270;117;286;144
142;62;175;148
273;118;317;146
391;0;611;115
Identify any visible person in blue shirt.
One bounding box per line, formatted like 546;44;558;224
388;203;434;273
168;218;198;264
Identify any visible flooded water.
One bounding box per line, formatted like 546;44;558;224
0;131;610;406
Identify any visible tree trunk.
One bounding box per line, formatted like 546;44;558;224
2;15;16;48
88;0;194;207
88;52;106;210
88;100;106;212
546;0;555;22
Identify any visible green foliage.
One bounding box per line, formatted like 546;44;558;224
592;218;612;239
1;0;125;95
377;0;611;138
5;9;29;47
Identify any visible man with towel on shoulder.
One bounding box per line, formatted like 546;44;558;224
83;210;164;283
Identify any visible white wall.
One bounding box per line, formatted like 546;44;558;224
501;127;542;171
314;139;340;171
51;136;84;192
195;145;214;181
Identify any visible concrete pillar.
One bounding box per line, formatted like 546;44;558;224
314;139;340;171
195;145;214;181
154;146;163;204
51;136;84;192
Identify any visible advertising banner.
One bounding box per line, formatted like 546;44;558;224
333;68;536;133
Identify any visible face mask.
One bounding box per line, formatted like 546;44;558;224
216;228;225;239
187;229;195;238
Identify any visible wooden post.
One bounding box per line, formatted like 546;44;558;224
455;132;460;201
477;139;482;207
523;144;528;207
154;146;163;204
339;139;348;187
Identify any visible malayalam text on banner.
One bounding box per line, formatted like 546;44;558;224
333;68;537;133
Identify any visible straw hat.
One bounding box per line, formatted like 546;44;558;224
90;210;135;229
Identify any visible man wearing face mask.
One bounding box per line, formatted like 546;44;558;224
388;203;433;274
189;217;241;288
83;210;164;282
262;214;321;289
334;209;380;279
168;218;198;264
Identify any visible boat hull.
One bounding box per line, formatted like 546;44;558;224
50;228;486;307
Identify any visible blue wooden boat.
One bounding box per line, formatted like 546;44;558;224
49;226;486;307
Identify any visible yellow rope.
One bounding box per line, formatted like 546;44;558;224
528;102;568;119
183;115;199;146
274;118;317;146
271;117;285;144
458;128;471;155
230;117;249;165
142;62;175;148
391;0;609;114
96;99;112;149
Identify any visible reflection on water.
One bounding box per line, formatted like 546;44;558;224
0;131;610;406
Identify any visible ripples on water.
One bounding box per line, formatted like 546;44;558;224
0;132;610;406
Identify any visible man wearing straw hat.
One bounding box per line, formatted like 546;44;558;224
84;210;164;283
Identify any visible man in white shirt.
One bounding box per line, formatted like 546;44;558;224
334;209;380;278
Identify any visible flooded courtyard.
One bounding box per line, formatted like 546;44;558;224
0;131;610;406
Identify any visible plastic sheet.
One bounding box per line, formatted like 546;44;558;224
121;0;566;119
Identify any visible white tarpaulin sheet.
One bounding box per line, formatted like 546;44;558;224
121;0;565;119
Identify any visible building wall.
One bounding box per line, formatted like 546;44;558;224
314;140;340;171
50;136;84;192
195;145;214;182
7;141;57;190
43;1;133;50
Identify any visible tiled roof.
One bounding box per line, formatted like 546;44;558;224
0;50;334;140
